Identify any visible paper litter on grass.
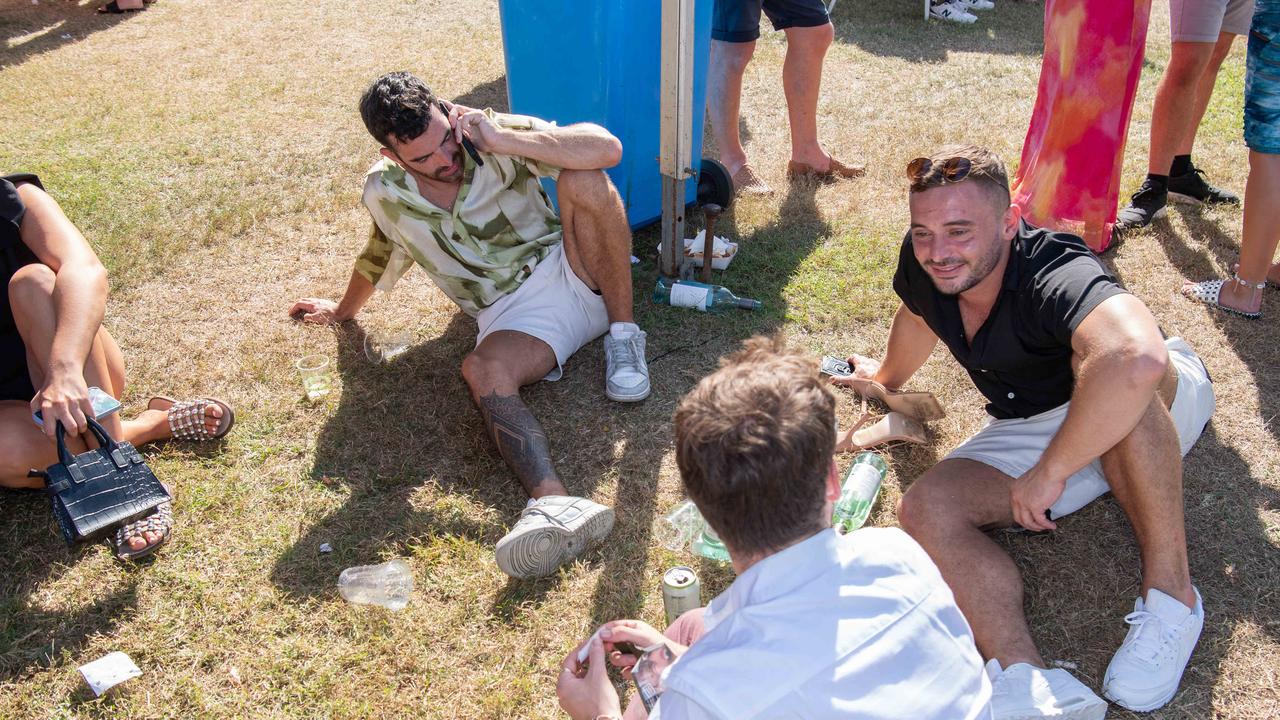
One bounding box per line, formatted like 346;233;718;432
655;230;738;270
78;652;142;696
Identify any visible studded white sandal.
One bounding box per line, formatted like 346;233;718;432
148;396;236;441
1182;274;1264;320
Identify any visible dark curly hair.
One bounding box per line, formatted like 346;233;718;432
359;71;439;148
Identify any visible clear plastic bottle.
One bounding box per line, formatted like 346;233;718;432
832;452;889;533
337;559;414;610
652;277;761;313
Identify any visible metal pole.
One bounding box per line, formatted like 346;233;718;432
660;0;695;278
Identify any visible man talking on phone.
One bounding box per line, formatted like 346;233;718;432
289;72;649;580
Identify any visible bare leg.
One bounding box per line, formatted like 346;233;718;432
1194;151;1280;312
1102;397;1196;608
8;265;223;448
462;330;570;499
898;459;1044;667
556;169;634;324
1147;42;1215;176
708;39;756;175
0;402;61;488
1177;32;1238;158
781;23;835;169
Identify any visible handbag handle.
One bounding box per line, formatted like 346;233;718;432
54;416;119;467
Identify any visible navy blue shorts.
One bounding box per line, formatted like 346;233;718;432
713;0;830;43
1246;7;1280;153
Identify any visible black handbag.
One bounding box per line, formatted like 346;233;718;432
35;418;170;546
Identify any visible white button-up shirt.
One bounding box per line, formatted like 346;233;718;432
651;528;993;719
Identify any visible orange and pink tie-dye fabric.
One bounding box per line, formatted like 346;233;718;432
1012;0;1153;252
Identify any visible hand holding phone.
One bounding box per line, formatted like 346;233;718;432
33;387;121;428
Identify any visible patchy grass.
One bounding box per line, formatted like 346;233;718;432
1;0;1276;718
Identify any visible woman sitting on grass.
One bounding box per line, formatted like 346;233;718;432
0;174;234;561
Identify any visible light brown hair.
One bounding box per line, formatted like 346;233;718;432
910;144;1011;209
674;336;835;557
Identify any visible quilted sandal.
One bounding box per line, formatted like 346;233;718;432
148;396;235;441
845;377;946;421
110;486;174;562
836;397;928;453
1181;275;1264;319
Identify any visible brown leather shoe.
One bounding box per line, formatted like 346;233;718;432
732;164;773;196
787;156;866;182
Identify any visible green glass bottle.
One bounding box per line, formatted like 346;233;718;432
652;277;761;313
691;524;732;563
832;452;889;534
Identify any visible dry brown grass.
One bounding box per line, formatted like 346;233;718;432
0;0;1276;718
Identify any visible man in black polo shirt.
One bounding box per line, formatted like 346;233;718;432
836;146;1215;718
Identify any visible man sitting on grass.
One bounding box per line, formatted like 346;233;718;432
289;72;649;580
837;145;1215;717
555;338;993;720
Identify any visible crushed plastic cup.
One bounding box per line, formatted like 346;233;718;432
658;500;704;552
363;330;412;363
337;559;413;611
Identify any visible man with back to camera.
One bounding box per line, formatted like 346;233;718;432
835;145;1216;717
289;72;650;580
555;337;994;720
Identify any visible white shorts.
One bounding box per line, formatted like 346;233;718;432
945;337;1216;519
474;244;609;381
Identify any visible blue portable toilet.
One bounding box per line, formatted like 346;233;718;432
497;0;716;229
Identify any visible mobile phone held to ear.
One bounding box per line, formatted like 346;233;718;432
440;100;485;167
32;387;122;427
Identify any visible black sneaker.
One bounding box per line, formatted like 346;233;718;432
1168;164;1240;206
1115;178;1168;231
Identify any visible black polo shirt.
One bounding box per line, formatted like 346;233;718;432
892;221;1127;420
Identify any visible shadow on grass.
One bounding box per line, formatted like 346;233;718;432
0;0;142;70
269;314;511;600
453;76;509;114
1139;217;1280;450
829;0;1045;61
0;493;140;679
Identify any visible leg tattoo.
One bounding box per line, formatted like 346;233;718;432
478;391;561;496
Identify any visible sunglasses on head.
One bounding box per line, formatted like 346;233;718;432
906;156;972;191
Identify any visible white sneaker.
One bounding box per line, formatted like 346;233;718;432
494;495;615;579
986;659;1108;720
959;0;995;9
603;325;650;402
1103;587;1204;711
930;0;978;22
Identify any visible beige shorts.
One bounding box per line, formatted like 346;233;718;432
1170;0;1254;42
945;337;1216;519
474;243;609;381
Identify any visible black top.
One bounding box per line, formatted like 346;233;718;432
2;174;42;334
892;221;1127;420
1;174;43;401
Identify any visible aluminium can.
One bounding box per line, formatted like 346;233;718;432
662;566;701;626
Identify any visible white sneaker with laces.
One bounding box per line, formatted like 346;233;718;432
1103;587;1204;711
959;0;996;8
931;1;978;23
494;495;615;579
603;324;650;402
986;659;1108;720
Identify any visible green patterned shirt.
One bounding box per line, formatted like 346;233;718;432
356;111;563;317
